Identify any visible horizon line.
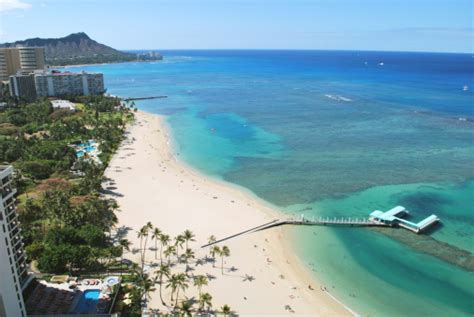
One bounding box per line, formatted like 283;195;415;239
121;48;473;55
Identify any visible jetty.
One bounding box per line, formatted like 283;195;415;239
202;206;440;248
368;206;440;233
124;96;167;101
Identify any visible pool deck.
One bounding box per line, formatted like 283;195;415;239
26;277;120;316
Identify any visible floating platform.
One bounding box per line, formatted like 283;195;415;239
369;206;440;233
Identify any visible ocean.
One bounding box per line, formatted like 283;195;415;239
64;50;474;316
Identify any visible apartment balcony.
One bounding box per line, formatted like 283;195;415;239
12;237;24;252
9;226;21;240
1;187;15;201
0;174;13;187
7;209;17;223
14;249;26;264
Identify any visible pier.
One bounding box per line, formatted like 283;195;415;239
124;96;168;101
202;206;440;248
369;206;440;233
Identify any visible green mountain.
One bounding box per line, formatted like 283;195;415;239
0;32;162;66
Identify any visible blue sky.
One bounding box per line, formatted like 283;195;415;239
0;0;472;52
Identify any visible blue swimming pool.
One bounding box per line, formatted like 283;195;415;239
72;289;100;313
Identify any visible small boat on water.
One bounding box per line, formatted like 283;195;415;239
463;85;469;91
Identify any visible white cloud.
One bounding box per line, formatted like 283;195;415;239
0;0;32;12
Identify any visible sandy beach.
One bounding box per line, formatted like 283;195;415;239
104;110;353;316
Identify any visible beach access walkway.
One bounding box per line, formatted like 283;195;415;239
202;206;440;248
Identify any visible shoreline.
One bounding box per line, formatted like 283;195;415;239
104;110;354;315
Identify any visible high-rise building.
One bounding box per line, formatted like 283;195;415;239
8;74;37;102
9;70;105;100
34;71;105;97
0;165;28;317
0;47;46;81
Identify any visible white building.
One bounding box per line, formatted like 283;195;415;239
9;70;105;100
51;99;76;110
34;70;104;97
0;166;28;317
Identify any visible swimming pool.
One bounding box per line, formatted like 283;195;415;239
72;289;100;313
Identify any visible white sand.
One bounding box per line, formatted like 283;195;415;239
104;110;353;316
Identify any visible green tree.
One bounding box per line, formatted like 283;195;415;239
166;273;188;308
164;245;176;266
151;227;162;261
210;245;221;268
198;292;213;313
155;264;170;306
220;246;230;275
19;160;54;179
207;235;217;255
38;244;70;273
158;233;170;265
183;248;195;274
42;190;72;227
193;275;208;296
174;234;185;262
220;304;234;316
182;229;195;250
179;299;194;317
119;239;130;276
25;241;44;260
137;225;150;271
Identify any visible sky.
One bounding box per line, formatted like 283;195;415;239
0;0;472;53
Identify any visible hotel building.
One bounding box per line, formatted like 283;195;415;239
9;70;105;100
34;71;105;97
0;47;45;81
0;165;28;316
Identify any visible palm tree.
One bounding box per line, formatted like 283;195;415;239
142;275;156;306
158;233;170;265
119;238;130;276
180;299;194;317
166;273;188;307
151;227;162;260
174;234;185;262
164;245;176;266
155;264;170;306
210;245;221;268
207;235;217;255
137;226;149;270
198;292;213;313
220;246;230;275
220;304;233;316
182;229;195;250
183;248;195;274
193;275;208;296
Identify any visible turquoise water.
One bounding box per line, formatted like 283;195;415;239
64;50;474;316
72;289;100;313
75;140;98;158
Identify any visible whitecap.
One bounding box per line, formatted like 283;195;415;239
324;94;352;102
